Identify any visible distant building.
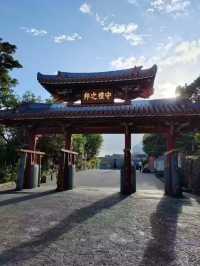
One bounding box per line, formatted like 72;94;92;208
99;154;124;169
100;152;147;170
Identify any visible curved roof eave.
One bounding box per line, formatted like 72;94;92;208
37;65;157;85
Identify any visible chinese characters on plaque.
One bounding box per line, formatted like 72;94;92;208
82;89;114;104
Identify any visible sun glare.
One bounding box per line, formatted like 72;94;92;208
154;83;177;99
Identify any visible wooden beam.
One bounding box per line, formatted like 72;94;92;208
61;148;78;155
17;149;45;155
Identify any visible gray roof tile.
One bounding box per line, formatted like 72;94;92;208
0;98;200;122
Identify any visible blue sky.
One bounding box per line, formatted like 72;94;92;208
1;0;200;155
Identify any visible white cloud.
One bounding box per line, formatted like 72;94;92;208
80;4;143;47
161;39;200;67
21;27;47;36
80;3;92;14
149;0;191;15
111;56;146;69
54;33;82;43
157;37;175;51
154;82;178;98
103;22;143;46
95;13;108;27
127;0;138;5
112;39;200;70
111;38;200;98
95;13;143;46
103;22;138;34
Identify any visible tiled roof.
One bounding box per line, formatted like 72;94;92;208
0;98;200;121
37;65;157;84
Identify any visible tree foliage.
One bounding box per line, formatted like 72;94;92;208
175;74;200;154
21;91;41;103
143;134;166;157
84;134;103;161
0;39;103;182
176;133;197;154
72;134;103;169
143;74;200;158
143;132;200;158
0;38;22;109
176;76;200;101
0;39;23;181
72;134;86;157
38;133;102;170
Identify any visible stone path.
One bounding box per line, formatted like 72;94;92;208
75;170;164;190
0;170;199;265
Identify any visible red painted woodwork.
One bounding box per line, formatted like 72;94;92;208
124;125;132;194
37;65;157;103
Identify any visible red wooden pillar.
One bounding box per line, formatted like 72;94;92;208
123;125;135;194
167;133;176;164
65;132;72;165
165;132;175;195
65;133;72;150
57;132;72;191
165;129;182;197
32;135;40;164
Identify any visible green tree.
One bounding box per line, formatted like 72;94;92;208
0;37;104;177
38;133;103;171
176;76;200;101
176;133;197;155
72;134;86;170
84;134;103;161
0;39;22;182
143;134;166;158
0;38;22;109
72;134;86;157
175;75;200;155
21;90;41;103
45;96;55;104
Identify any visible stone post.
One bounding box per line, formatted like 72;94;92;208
23;133;40;189
57;132;73;191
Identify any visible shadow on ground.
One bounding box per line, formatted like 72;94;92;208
0;192;127;265
0;190;56;207
139;195;191;266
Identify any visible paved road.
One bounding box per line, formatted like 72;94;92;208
0;171;199;265
75;170;164;191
